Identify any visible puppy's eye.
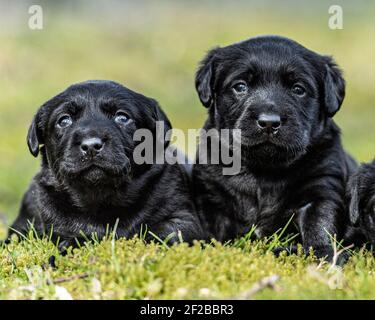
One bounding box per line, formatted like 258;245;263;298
114;111;130;124
291;84;306;96
232;82;248;94
57;115;73;128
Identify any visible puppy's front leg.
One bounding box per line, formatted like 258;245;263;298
6;206;44;242
147;211;205;245
296;201;344;262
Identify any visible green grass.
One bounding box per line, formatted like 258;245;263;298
0;224;374;300
1;1;375;300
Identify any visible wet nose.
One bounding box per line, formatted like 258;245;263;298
80;137;104;156
256;113;281;133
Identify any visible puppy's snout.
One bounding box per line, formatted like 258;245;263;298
80;137;104;156
256;113;281;133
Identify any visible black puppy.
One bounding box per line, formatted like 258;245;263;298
347;159;375;247
192;36;356;260
8;80;204;252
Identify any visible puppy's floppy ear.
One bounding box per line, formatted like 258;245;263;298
27;111;44;157
323;57;345;117
348;174;360;226
150;98;172;148
195;47;219;108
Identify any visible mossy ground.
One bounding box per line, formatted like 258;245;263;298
0;223;374;300
1;2;375;300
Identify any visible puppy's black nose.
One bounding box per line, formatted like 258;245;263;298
256;113;281;133
80;137;104;156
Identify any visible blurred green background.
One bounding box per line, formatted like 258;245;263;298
0;0;374;222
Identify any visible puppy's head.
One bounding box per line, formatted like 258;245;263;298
348;161;375;245
196;35;345;167
27;80;171;186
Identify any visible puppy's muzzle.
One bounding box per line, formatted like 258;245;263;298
256;113;281;135
80;137;104;157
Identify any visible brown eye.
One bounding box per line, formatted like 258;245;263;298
57;115;73;128
232;82;248;94
292;84;306;96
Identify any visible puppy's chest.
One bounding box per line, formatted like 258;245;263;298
227;174;291;235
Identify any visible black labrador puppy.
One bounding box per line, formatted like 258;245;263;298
8;80;204;252
347;159;375;247
192;36;356;260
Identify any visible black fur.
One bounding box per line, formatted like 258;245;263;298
192;36;356;260
8;80;204;252
347;159;375;247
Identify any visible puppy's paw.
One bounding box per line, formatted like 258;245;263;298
57;239;77;256
305;246;350;265
48;239;77;268
0;238;11;246
272;245;299;257
48;255;57;268
335;252;351;266
303;246;332;261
